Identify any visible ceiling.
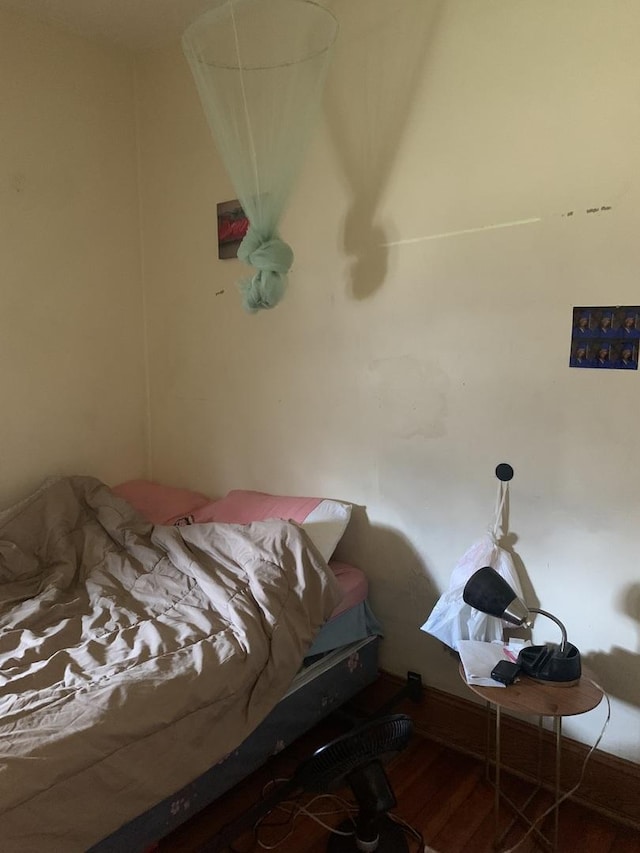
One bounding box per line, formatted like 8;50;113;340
0;0;226;50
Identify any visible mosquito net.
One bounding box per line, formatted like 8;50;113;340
182;0;338;312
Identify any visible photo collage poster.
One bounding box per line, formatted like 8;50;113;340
570;306;639;370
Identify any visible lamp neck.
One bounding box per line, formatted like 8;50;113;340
528;607;567;653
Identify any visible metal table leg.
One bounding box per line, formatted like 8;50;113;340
490;706;557;853
495;704;501;845
553;716;561;852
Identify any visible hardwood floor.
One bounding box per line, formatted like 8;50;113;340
158;715;640;853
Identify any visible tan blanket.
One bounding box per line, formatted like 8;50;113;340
0;477;340;851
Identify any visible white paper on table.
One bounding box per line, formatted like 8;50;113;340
458;640;519;688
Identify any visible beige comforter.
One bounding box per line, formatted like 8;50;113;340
0;477;340;851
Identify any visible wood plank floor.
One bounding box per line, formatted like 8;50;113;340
159;716;640;853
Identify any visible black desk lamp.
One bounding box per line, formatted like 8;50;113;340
463;566;581;685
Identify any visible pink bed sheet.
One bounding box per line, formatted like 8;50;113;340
327;561;369;619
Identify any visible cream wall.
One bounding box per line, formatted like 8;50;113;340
135;0;640;762
0;10;148;503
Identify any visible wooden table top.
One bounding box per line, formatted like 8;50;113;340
459;663;604;717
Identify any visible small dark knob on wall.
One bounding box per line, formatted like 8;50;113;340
495;463;514;482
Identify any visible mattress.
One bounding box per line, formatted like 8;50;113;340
305;560;382;657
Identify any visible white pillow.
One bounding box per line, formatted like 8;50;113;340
300;499;352;563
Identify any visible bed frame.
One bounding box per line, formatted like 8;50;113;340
91;635;380;852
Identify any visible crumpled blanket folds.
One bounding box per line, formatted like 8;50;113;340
0;476;340;852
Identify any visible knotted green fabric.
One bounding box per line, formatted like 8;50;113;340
182;0;337;313
237;228;294;312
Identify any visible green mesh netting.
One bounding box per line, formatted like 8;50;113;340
182;0;338;313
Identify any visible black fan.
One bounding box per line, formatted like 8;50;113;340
293;713;414;852
203;714;414;853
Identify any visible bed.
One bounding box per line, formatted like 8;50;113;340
0;476;381;852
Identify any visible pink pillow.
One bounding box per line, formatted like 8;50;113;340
112;480;210;525
191;491;322;525
112;484;352;564
191;490;352;563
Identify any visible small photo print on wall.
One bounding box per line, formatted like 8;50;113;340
570;306;639;370
217;199;249;260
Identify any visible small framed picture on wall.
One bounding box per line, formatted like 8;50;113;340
217;199;249;260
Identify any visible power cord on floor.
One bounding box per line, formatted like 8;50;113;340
387;812;426;851
227;776;425;852
502;679;611;853
256;791;356;849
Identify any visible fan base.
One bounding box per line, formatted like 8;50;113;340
327;815;410;852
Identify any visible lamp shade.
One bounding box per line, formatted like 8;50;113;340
463;567;530;626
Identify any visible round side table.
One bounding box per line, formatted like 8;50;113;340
459;663;603;852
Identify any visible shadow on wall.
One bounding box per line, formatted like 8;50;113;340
324;0;444;300
500;533;540;609
582;582;640;709
334;504;437;647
